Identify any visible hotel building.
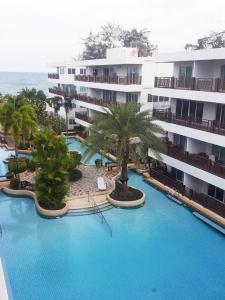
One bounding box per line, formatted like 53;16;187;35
150;48;225;214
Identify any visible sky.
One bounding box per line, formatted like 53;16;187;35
0;0;225;72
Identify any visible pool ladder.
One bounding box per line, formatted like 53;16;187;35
87;191;112;237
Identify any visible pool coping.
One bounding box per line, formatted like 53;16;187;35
1;188;69;217
143;172;225;228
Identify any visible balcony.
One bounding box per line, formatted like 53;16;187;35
166;141;225;179
75;112;92;124
74;75;142;85
149;168;225;218
48;73;59;80
49;87;76;98
153;110;225;137
76;94;114;107
154;76;225;93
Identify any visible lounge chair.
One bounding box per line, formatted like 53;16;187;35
97;177;106;191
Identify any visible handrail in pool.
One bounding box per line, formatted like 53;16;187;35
87;191;112;237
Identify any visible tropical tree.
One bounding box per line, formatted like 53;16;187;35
80;23;157;59
49;96;72;135
33;129;71;209
185;31;225;50
0;97;38;155
83;103;164;194
18;88;47;123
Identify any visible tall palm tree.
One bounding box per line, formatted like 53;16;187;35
83;103;165;194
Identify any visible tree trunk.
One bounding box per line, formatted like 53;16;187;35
120;146;129;194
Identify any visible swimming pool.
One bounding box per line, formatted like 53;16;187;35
67;137;111;165
0;170;225;300
0;138;105;179
0;147;31;179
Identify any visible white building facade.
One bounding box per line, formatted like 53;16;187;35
48;47;170;130
150;48;225;212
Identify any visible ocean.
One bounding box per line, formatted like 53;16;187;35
0;72;53;95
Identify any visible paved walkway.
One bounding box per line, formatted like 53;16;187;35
69;165;114;197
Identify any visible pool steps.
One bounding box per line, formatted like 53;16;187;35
166;194;183;205
66;202;113;217
193;212;225;235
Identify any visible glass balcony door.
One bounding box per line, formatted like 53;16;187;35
178;66;193;88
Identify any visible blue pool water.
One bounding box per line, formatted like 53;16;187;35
67;137;111;165
0;171;225;300
0;147;31;179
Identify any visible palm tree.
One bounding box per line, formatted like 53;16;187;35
0;96;38;156
83;103;165;194
49;95;72;136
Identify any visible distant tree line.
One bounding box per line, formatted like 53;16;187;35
80;23;157;59
185;31;225;50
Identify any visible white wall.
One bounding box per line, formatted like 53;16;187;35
186;138;212;155
202;102;217;121
184;173;208;194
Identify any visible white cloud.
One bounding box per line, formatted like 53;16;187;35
0;0;225;71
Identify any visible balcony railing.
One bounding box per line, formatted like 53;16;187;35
149;168;225;218
74;75;142;85
49;87;77;98
165;142;225;179
48;73;59;80
153;110;225;137
75;112;92;124
154;76;225;93
76;94;115;107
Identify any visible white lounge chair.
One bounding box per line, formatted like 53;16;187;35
97;177;106;191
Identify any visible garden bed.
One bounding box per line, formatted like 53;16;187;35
108;182;145;207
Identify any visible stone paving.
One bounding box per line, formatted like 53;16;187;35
69;165;114;196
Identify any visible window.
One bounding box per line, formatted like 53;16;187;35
127;66;139;83
59;67;65;74
68;68;75;74
164;97;169;102
212;145;225;163
159;96;164;102
126;93;138;103
147;94;152;102
69;119;75;125
153;96;158;102
80;68;86;75
216;104;225;129
170;167;184;182
103;68;114;76
80;86;88;93
178;65;193;88
176;99;203;121
208;184;224;202
221;65;225;80
93;69;98;76
103;90;117;102
173;134;186;151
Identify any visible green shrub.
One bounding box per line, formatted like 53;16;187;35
28;159;36;172
95;158;102;168
69;151;82;170
10;177;20;190
69;169;82;181
33;129;70;209
18;142;29;150
8;157;29;174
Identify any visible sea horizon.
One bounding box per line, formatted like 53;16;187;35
0;71;52;95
